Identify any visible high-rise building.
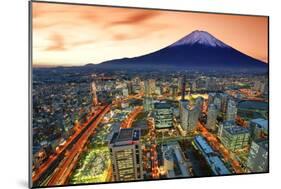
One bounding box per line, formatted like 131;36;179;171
179;100;199;133
249;118;268;142
170;85;178;100
213;96;222;112
220;125;250;151
179;100;189;131
144;80;153;112
188;106;200;132
195;97;204;112
208;93;216;105
148;79;156;95
246;138;268;173
217;120;235;138
207;104;218;131
127;81;133;95
226;99;237;121
220;93;229;113
180;76;186;101
143;97;153;112
154;102;173;129
109;128;143;181
91;81;98;106
122;88;129;97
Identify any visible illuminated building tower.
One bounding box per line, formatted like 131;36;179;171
109;128;143;181
220;125;250;151
179;100;189;131
208;93;216;105
127;81;133;95
226;99;237;121
181;76;186;101
246;138;268;173
213;96;221;112
144;80;153;112
171;85;177;100
217;120;235;138
188;105;200;132
148;79;156;95
91;81;98;106
154;102;173;129
220;93;229;113
207;104;218;131
249;118;268;142
195;97;204;112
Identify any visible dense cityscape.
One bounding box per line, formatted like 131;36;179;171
32;69;268;187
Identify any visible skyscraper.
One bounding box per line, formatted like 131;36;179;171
246;138;268;173
181;76;186;101
220;125;250;151
109;128;143;181
179;100;199;133
226;99;237;121
207;104;218;131
179;100;189;131
91;81;98;106
154;102;173;129
144;80;153;112
249;118;268;142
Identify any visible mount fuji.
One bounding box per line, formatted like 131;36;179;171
95;30;267;72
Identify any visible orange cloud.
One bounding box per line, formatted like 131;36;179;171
32;2;268;66
45;33;66;51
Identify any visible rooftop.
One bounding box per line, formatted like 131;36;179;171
194;135;214;154
110;128;140;145
250;118;268;129
154;102;171;109
225;125;249;135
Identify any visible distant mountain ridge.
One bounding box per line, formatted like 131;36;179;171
93;30;267;72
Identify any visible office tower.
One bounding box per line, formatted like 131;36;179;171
179;100;189;131
213;96;222;112
109;128;143;181
188;105;200;132
192;80;197;91
220;125;250;151
91;81;98;106
226;99;237;121
154;102;173;129
170;85;178;100
195;97;204;112
148;79;156;95
208;93;216;105
217;120;235;138
155;86;161;95
220;93;229;113
144;80;150;97
127;81;133;95
179;100;199;133
249;118;268;141
207;104;218;131
246;138;268;173
144;80;153;112
122;88;129;97
181;76;186;100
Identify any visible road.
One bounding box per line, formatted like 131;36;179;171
121;106;143;129
47;105;111;186
32;107;103;185
196;121;243;173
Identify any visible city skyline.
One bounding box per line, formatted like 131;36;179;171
33;2;268;67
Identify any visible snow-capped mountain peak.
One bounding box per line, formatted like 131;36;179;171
170;30;228;48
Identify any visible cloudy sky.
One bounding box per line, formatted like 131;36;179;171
32;2;268;67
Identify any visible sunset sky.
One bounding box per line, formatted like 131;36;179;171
32;2;268;67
